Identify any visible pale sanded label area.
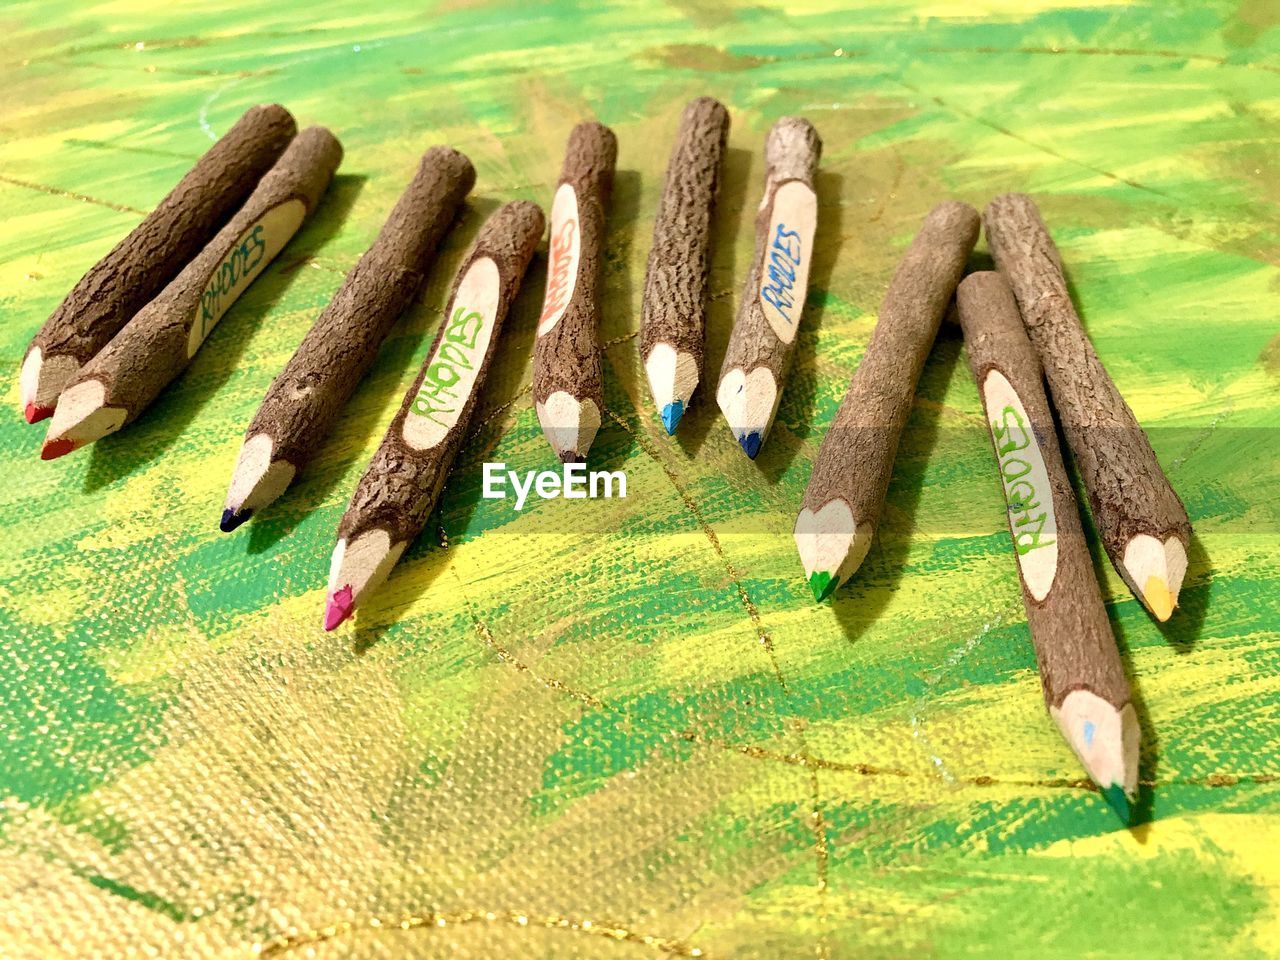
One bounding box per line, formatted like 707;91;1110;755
983;370;1058;601
187;198;307;358
758;180;817;345
403;257;501;451
537;183;580;337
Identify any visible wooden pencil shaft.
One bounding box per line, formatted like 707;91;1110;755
21;104;297;407
983;194;1191;566
338;200;545;546
241;146;474;473
62;127;343;423
718;116;821;390
802;201;979;525
640;97;729;364
957;271;1131;711
532;122;617;408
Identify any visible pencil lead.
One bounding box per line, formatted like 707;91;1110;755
1100;784;1132;826
40;436;79;461
661;400;684;435
220;507;251;533
1141;575;1174;622
24;402;53;424
558;450;583;465
809;570;838;603
323;585;354;632
738;431;762;460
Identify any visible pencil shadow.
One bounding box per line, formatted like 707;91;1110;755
677;145;751;460
1104;603;1160;831
827;329;963;646
756;168;846;484
1154;532;1210;654
243;197;501;556
81;174;367;495
595;169;641;472
349;207;547;652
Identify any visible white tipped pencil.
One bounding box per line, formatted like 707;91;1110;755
959;271;1139;823
984;193;1193;621
640;97;729;435
715;116;820;459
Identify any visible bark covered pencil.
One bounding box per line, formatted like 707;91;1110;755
220;145;475;531
532;121;617;464
715;116;821;459
794;201;979;601
323;200;545;631
958;270;1139;823
641;96;729;435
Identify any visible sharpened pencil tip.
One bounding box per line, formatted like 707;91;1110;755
220;507;251;533
1100;784;1133;825
738;432;762;460
24;402;53;424
40;436;78;461
661;401;684;436
809;571;839;603
323;585;354;632
1142;575;1175;622
558;450;584;464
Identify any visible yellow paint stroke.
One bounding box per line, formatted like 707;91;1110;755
1036;814;1280;951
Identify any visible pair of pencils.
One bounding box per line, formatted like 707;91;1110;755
29;110;342;459
19;104;297;424
322;119;632;623
638;105;822;458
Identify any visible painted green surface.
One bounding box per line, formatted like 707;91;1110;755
0;0;1278;957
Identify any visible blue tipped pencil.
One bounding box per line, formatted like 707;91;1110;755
715;116;821;459
641;97;730;438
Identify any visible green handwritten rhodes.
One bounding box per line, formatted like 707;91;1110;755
992;404;1055;555
411;306;486;427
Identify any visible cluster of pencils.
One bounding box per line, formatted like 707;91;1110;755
20;98;1190;823
793;198;1191;823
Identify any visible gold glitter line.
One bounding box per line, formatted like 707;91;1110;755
453;568;605;709
682;731;1277;791
255;909;713;957
601;330;638;349
921;43;1280;75
601;406;780;667
0;173;146;214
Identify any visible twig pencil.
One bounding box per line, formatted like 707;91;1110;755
641;97;729;435
715;116;821;459
984;194;1192;621
41;127;342;460
958;271;1139;823
532;121;616;463
794;202;979;601
323;201;545;630
219;146;475;532
19;104;297;423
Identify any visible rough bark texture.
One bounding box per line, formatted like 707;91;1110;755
716;117;821;394
67;127;343;422
243;146;474;471
984;192;1191;567
339;201;545;545
958;271;1131;711
639;97;729;367
802;201;979;524
25;104;297;383
531;122;616;407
